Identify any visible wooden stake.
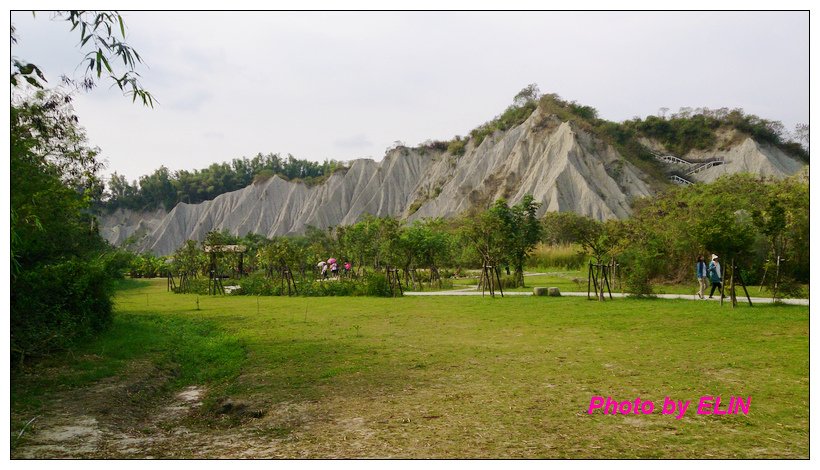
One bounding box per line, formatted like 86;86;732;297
730;258;737;308
495;265;504;298
772;256;782;302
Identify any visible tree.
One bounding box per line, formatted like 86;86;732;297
513;83;541;107
458;207;507;271
391;218;452;288
413;218;452;285
11;91;115;361
258;237;298;277
492;196;542;287
751;174;809;292
602;173;808;296
12;11;157;363
172;240;206;277
337;221;370;276
542;211;610;262
793;123;809;154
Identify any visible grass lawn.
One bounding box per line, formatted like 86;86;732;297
11;278;808;458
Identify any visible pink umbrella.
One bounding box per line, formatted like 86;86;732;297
327;258;337;265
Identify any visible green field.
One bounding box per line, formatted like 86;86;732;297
11;279;808;458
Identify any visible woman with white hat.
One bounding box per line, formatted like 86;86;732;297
707;254;723;299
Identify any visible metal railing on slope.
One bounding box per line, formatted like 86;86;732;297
669;174;694;186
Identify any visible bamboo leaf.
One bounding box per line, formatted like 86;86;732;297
33;65;46;81
24;76;43;89
100;54;113;74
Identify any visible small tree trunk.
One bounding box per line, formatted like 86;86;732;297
515;265;524;288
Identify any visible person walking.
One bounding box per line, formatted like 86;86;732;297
707;254;723;299
696;255;707;299
331;262;339;278
317;261;327;279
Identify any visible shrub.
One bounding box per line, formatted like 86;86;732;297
618;249;660;297
174;277;210;295
407;199;424;215
101;249;135;279
298;279;358;297
359;272;393;297
498;274;519;289
11;259;114;363
236;272;277;296
447;138;466;156
252;169;276;184
228;272;395;297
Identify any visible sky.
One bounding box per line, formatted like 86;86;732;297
9;10;810;183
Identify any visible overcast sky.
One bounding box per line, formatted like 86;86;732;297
10;10;809;182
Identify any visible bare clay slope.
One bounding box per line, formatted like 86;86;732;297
138;151;435;254
409;106;651;221
99;208;167;247
690;138;805;183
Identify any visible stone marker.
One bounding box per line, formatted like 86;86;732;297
533;287;548;296
548;287;561;297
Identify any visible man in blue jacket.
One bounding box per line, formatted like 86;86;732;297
696;255;707;299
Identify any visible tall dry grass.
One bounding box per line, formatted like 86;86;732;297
527;243;588;270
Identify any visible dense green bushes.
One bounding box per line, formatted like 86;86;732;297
624;114;719;156
233;272;394;297
129;253;168;278
617;174;807;294
12;259;115;362
11;91;127;365
620;108;808;162
535;173;808;296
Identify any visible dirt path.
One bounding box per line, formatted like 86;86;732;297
12;360;275;458
12;360;396;458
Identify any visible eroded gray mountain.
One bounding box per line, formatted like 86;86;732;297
100;104;806;255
